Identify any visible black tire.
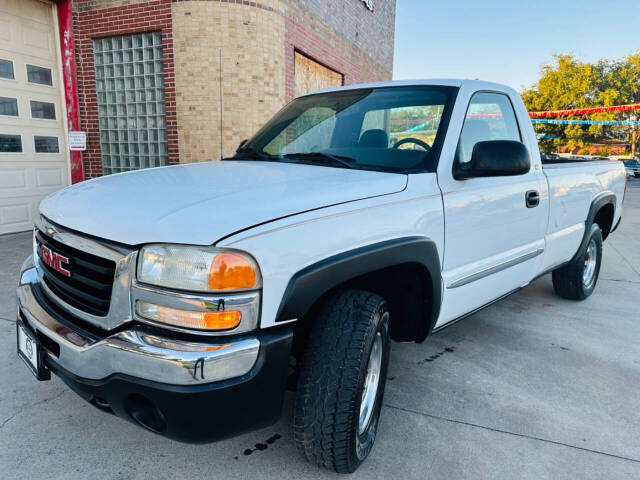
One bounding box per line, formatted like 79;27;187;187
294;289;390;473
634;172;640;178
552;223;603;300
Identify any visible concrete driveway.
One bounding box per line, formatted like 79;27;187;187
1;179;639;479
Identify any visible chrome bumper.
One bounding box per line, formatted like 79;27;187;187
17;265;260;386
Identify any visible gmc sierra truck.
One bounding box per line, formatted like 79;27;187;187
16;80;626;473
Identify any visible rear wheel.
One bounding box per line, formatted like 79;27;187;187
294;290;390;473
552;223;603;300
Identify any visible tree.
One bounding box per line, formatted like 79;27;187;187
521;52;640;155
598;53;640;155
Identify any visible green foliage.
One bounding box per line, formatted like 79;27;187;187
521;52;640;154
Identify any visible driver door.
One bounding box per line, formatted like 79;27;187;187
436;91;548;327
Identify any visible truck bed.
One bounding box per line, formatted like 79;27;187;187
541;154;611;165
538;159;625;273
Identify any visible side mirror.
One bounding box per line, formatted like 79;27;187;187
453;140;530;180
237;139;248;151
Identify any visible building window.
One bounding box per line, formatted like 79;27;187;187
0;97;18;116
26;64;53;86
34;136;60;153
0;134;22;153
93;32;168;175
0;59;14;80
30;100;56;119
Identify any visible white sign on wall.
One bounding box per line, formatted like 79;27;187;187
68;131;86;151
361;0;374;11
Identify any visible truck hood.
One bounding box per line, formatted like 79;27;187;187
40;160;407;245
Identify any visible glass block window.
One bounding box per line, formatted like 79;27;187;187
0;134;22;153
30;100;56;119
0;59;14;79
0;97;18;116
93;32;168;175
34;136;60;153
26;64;53;86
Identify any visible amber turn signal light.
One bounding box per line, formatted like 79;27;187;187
136;301;241;330
202;310;242;330
209;253;257;290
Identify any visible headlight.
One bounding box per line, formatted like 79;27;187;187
137;244;260;293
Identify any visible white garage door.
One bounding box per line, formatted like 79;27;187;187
0;0;69;235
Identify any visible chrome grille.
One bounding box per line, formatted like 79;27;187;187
34;216;137;331
36;230;116;316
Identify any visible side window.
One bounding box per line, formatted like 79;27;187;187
456;92;520;164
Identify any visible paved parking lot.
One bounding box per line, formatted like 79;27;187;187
1;178;639;479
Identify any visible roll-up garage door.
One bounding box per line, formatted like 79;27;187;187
0;0;69;234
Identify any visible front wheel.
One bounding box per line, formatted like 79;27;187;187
552;223;603;300
294;290;390;473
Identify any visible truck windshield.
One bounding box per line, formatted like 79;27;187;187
234;86;456;173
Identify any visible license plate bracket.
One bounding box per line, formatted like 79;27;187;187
17;319;51;381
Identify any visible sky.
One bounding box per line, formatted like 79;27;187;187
393;0;639;91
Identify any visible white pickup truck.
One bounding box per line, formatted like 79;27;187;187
16;80;626;473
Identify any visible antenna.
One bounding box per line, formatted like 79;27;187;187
219;48;223;160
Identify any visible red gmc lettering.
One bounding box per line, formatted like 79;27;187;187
40;245;71;277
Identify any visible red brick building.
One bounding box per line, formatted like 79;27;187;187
0;0;395;234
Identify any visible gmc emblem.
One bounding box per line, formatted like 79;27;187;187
40;245;71;277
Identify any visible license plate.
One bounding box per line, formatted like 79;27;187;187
17;320;50;381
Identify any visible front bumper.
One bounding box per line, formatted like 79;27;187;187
17;263;292;443
46;327;292;443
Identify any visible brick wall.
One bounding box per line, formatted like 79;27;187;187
71;0;395;177
73;0;178;178
286;0;395;73
283;1;392;102
172;1;285;162
73;0;151;12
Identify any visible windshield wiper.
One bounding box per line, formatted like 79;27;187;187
283;152;357;169
232;146;275;161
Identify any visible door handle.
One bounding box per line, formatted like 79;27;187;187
525;190;540;208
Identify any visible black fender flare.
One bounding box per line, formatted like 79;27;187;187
275;236;442;336
572;193;616;261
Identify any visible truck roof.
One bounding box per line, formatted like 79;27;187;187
302;78;518;98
